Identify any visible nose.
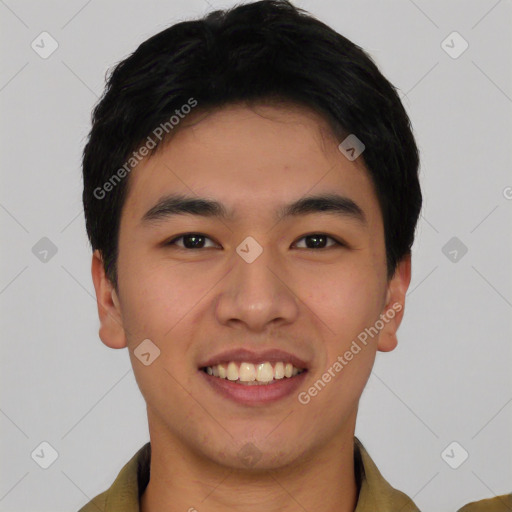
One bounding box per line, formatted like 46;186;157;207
214;243;300;332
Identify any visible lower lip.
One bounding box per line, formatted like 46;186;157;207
199;369;308;406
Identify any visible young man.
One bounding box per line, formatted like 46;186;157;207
78;1;508;511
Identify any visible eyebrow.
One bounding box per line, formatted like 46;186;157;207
141;193;367;226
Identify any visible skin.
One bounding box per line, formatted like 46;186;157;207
91;103;411;512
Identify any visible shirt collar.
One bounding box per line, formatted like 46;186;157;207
83;436;419;512
353;437;420;511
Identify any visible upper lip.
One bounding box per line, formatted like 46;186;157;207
199;348;309;370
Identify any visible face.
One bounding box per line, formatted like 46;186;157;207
92;103;410;470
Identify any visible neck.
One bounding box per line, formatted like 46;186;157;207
140;412;359;512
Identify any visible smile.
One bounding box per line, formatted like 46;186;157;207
202;361;305;385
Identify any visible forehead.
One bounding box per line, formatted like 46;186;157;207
120;103;381;229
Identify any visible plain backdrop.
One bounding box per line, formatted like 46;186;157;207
0;1;511;511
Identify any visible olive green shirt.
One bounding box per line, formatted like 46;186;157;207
78;436;512;512
76;436;511;512
77;436;421;511
457;494;512;511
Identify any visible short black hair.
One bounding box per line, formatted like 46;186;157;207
82;0;422;289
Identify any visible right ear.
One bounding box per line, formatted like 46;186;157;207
91;250;127;349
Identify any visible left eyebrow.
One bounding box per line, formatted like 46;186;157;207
141;193;367;226
276;193;367;225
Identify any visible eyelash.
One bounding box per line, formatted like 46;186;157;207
165;232;344;250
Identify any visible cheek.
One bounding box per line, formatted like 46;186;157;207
119;260;205;402
300;263;384;339
116;248;192;338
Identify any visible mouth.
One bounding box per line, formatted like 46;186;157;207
198;348;309;405
200;361;306;385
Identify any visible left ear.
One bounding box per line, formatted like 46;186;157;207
377;253;412;352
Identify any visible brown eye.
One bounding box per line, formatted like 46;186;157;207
293;233;342;249
167;233;218;249
165;233;343;250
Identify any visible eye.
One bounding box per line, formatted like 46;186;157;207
293;233;343;250
166;233;219;249
165;232;343;250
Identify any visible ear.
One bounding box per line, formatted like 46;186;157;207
91;250;127;349
377;253;412;353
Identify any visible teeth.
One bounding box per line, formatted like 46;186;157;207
256;362;274;382
227;362;238;381
274;362;285;379
203;361;305;383
239;362;256;382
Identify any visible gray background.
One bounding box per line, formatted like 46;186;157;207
1;0;511;511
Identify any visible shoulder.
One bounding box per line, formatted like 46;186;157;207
354;437;421;511
75;442;151;512
456;494;512;512
76;490;108;512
